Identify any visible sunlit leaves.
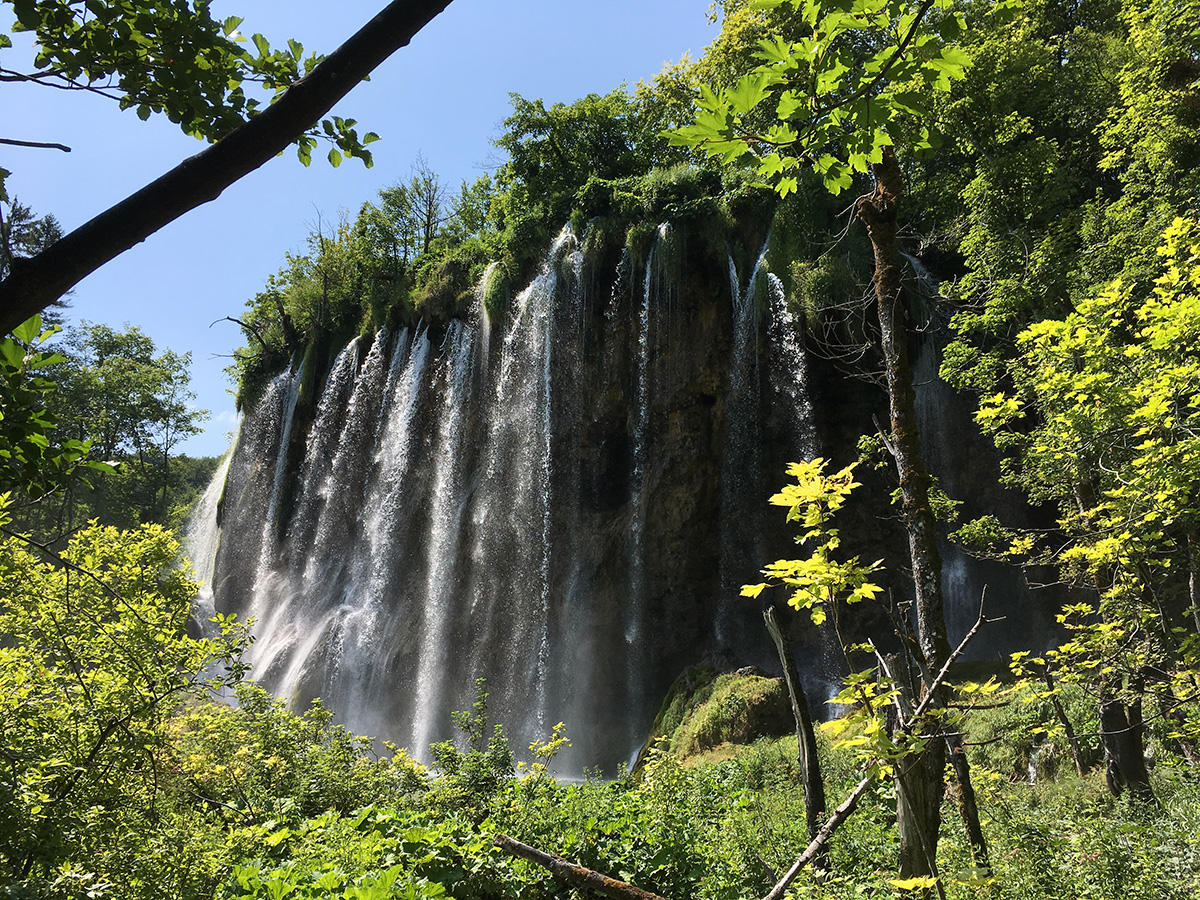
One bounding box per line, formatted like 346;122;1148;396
670;0;976;194
747;458;883;624
967;216;1200;701
0;316;110;502
0;519;247;875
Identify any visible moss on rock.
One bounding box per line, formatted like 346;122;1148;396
636;663;794;769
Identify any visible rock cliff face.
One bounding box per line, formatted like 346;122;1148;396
189;218;1043;774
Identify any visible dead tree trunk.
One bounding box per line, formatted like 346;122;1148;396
945;731;989;869
1043;668;1087;777
494;835;671;900
764;604;827;859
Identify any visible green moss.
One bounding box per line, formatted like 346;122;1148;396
791;255;864;331
480;263;510;323
625;221;659;268
637;665;794;769
673;672;792;757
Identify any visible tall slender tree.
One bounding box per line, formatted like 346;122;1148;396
673;0;992;876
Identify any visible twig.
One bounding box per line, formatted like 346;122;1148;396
912;590;996;722
0;137;71;152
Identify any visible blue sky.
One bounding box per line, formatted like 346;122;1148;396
3;0;719;456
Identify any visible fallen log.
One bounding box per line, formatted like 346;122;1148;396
494;834;671;900
496;769;874;900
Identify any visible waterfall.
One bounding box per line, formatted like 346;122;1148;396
767;272;816;459
629;224;673;643
185;446;234;633
410;321;478;752
716;235;772;647
197;224;825;772
906;254;1043;654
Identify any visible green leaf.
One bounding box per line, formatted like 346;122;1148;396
777;90;803;120
938;12;965;40
12;316;42;344
890;876;940;891
328;148;343;168
729;71;772;116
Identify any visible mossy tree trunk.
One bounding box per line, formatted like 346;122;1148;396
1099;675;1155;802
856;146;988;878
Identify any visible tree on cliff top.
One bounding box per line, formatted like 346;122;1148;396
0;0;455;335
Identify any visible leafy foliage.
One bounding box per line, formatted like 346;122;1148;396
958;217;1200;774
4;320;212;538
743;458;883;627
0;518;246;893
426;679;516;817
171;684;429;825
0;316;105;504
669;0;977;195
0;0;379;169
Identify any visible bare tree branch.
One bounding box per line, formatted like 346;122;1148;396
0;137;71;152
213;316;270;353
494;835;672;900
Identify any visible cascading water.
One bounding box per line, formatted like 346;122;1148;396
185;447;234;631
716;236;773;647
767;272;816;459
197;223;826;772
905;254;1048;654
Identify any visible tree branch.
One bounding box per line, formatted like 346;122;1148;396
213;315;270;353
0;137;72;152
0;0;454;335
762;773;877;900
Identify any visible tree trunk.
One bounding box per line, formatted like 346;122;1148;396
494;835;671;900
1188;530;1200;637
1043;668;1086;777
889;653;944;886
945;732;989;869
858;145;951;879
894;745;944;884
0;0;454;334
1098;677;1155;802
763;604;827;858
